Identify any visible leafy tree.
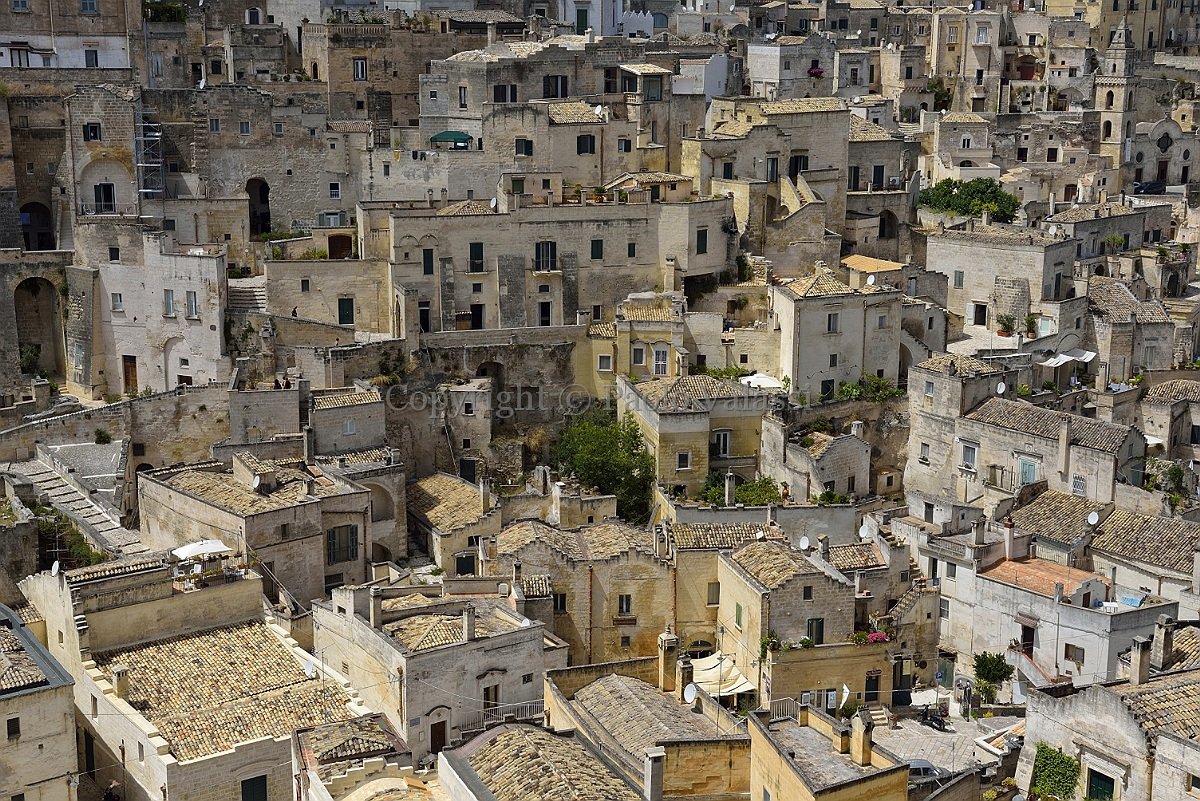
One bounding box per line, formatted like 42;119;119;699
918;178;1021;223
553;410;655;523
973;651;1015;684
1030;743;1080;799
702;474;783;507
835;374;905;402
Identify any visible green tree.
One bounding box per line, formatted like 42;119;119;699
918;178;1021;223
553;410;655;523
702;474;782;507
973;651;1015;684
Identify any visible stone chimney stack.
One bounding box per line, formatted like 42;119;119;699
480;477;491;516
1003;516;1016;561
463;605;476;642
512;561;522;586
487;20;498;44
818;534;830;561
724;470;736;506
1151;614;1176;670
303;425;315;464
658;629;679;692
1057;420;1071;476
849;710;874;766
643;747;666;801
972;516;987;546
1130;636;1151;685
112;664;130;699
850;420;865;438
369;586;383;628
981;209;992;226
676;656;694;703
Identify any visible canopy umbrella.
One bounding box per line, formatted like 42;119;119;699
172;539;233;560
429;130;473;144
690;652;756;696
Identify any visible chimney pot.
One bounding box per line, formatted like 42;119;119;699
369;586;383;628
1151;614;1176;670
112;664;131;699
463;605;477;641
724;470;736;507
676;657;694;703
1130;635;1151;685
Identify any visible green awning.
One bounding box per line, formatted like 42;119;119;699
430;130;472;143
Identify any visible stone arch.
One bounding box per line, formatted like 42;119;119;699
311;62;319;80
136;462;154;472
959;160;976;167
20;203;54;250
366;483;395;522
1105;90;1114;109
79;159;134;215
14;277;65;378
652;12;668;27
877;209;898;240
1103;120;1113;139
246;178;271;236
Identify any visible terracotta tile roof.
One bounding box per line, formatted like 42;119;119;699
572;674;723;759
381;593;439;611
383;604;518;652
497;520;583;561
620;62;673;75
618;304;675;321
497;520;652;561
842;254;905;273
1045;202;1138;223
915;353;1000;376
760;97;845;114
1007;490;1107;546
315;447;392;467
408;473;487;531
671;522;774;549
803;431;836;459
328;120;372;133
977;558;1106;598
932;224;1059;247
775;34;810;44
463;725;640;801
1091;509;1200;574
628;374;767;412
1162;626;1200;671
1143;380;1200;405
10;599;43;625
579;522;653;558
588;321;617;338
1088;278;1172;324
0;626;47;693
93;620;352;761
548;101;603;125
65;556;167;584
521;574;553;598
711;119;753;138
849;115;893;142
776;269;857;298
610;170;692;186
941;112;987;124
300;714;406;782
162;464;339;515
1117;667;1200;743
825;542;885;571
731;541;821;590
312;388;382;409
441;9;522;22
964;397;1131;454
436;200;495;217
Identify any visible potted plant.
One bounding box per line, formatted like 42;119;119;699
997;314;1016;337
808;66;824;78
1023;313;1038;336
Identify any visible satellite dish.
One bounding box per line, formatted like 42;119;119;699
304;659;316;678
866;274;876;285
996;381;1007;395
1087;511;1100;526
489;197;498;209
251;474;262;491
520;618;532;627
51;560;60;577
683;683;698;703
593;104;603;115
856;29;862;36
798;535;811;550
858;523;870;539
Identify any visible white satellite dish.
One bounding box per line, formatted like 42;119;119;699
866;274;876;285
520;618;532;627
683;683;698;703
593;104;603;115
856;29;862;36
251;474;262;491
1087;511;1100;526
996;381;1007;395
798;535;811;550
50;560;60;577
756;529;766;540
304;659;316;678
858;523;870;539
489;197;498;209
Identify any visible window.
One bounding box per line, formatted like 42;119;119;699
428;90;437;100
515;137;533;156
239;120;251;136
83;123;102;142
12;0;29;9
696;228;708;255
186;290;199;318
877;313;888;329
577;134;596;155
644;75;663;101
241;776;267;801
947;25;959;42
677;451;691;470
654;347;668;375
422;248;434;276
329;182;341;199
962;443;977;469
162;218;175;231
803;585;813;600
714;430;730;458
766;157;779;181
826;312;839;333
352;57;367;81
458;85;468;108
469;242;484;272
829;353;839;368
111;293;123;311
617;137;631;153
707;582;720;606
163;289;176;316
493;84;517;102
80;0;97;9
534;240;557;271
271;121;284;136
598;354;613;371
6;717;20;739
722;161;734;179
300;278;311;293
735;602;743;628
108;246;120;261
209;118;220;133
620;636;631;648
522;672;534;684
627;242;637;258
953;270;964;289
806;617;825;644
471;283;482;293
326;524;359;563
618;594;633;616
210;59;222;74
976;24;989;43
632;346;645;366
553;592;567;613
920;442;930;462
939;598;950;619
1064;643;1085;664
85;49;99;68
946;562;957;579
542;75;568;98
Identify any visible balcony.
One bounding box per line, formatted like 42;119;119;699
79;203;138;217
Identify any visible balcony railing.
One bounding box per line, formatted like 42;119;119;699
458;699;544;734
79;203;138;217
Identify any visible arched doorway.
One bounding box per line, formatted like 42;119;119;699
329;234;353;259
20;203;54;250
14;277;65;378
246;178;271;236
877;210;898;240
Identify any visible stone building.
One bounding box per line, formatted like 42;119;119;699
760;415;872;502
0;600;76;801
292;715;418;801
406;472;500;575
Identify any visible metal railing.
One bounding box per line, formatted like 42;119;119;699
458;699;544;733
770;696;799;722
79;203;138;216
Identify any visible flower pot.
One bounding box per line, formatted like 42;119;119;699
997;330;1012;337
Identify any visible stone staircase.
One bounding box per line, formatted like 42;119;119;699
227;276;268;312
868;706;891;727
900;328;932;363
886;579;935;624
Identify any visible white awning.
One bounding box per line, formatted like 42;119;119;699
1037;348;1097;368
740;373;784;390
691;652;756;696
1037;354;1073;368
172;539;233;560
1145;435;1166;446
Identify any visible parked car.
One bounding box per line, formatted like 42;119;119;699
1134;181;1167;195
908;759;952;788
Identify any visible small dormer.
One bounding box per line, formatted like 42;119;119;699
233;452;277;493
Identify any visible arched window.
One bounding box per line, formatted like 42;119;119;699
1103;120;1113;139
246;7;261;24
1105;90;1114;109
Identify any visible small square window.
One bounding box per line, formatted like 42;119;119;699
522;673;534;684
632;347;645;366
273;122;284;136
329;183;341;199
471;283;483;293
739;353;749;364
677;451;691;470
109;247;120;261
300;279;311;292
163;218;176;231
620;635;631;648
598;354;613;371
462;438;471;449
111;293;123;311
208;118;220;133
803;585;813;600
924;381;934;397
463;402;474;415
239;120;250;136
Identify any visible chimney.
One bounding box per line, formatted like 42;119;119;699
1151;614;1176;670
585;26;596;43
849;710;874;766
643;747;666;801
369;586;383;628
479;477;492;516
676;656;694;703
111;664;130;699
818;534;830;561
658;629;680;692
306;478;316;497
850;420;864;438
981;209;992;227
577;309;592;325
1053;582;1064;605
487;20;498;45
512;560;522;586
972;516;987;546
1003;516;1016;561
1193;545;1200;594
854;571;863;595
439;188;448;208
1099;189;1108;204
463;605;476;641
1130;635;1151;685
1048;192;1056;215
303;425;315;464
724;470;736;506
1057;419;1070;476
